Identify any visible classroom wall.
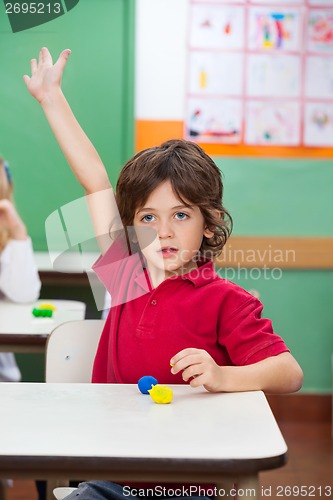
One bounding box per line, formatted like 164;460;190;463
135;0;333;393
0;0;135;250
135;0;188;120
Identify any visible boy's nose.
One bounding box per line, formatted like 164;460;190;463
157;221;173;239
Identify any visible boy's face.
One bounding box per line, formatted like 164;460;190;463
133;180;213;282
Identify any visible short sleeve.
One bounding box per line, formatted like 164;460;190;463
219;295;289;365
92;231;131;289
92;231;149;306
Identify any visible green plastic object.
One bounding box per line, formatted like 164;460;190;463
32;308;53;318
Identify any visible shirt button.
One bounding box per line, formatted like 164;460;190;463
151;299;157;306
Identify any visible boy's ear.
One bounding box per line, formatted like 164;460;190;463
204;210;221;238
203;227;214;238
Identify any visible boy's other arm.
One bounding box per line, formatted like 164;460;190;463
171;349;303;394
23;47;122;253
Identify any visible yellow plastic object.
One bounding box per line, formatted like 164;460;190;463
39;303;57;311
148;384;173;404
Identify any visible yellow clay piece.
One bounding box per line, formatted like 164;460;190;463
148;384;173;404
39;303;57;311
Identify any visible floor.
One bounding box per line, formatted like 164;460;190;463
6;421;333;500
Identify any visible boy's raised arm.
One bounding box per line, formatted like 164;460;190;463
23;47;122;254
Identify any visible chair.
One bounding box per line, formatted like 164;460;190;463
53;487;77;500
45;319;105;383
45;319;105;500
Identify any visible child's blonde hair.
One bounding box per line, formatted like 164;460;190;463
0;157;14;252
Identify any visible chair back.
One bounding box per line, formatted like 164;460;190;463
45;320;105;383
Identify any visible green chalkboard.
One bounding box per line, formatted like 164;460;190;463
0;0;135;250
215;157;333;237
213;155;333;393
217;267;333;393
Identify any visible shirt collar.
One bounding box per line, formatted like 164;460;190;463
135;267;152;293
134;257;218;291
179;258;218;288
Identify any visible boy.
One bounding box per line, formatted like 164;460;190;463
24;48;303;500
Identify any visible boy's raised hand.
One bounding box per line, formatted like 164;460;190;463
23;47;71;104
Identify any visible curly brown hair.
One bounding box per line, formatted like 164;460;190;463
115;139;232;258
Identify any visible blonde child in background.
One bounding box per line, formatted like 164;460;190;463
0;158;41;382
24;48;303;500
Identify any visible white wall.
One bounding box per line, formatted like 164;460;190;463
135;0;188;120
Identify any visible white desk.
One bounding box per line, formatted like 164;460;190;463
0;300;86;353
0;384;287;499
34;252;97;290
35;252;98;273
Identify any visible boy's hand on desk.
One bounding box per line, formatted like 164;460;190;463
171;350;303;394
0;199;27;240
170;348;225;393
23;47;71;104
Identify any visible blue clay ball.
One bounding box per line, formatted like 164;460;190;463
138;375;158;394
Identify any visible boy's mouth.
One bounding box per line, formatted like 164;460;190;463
159;246;178;257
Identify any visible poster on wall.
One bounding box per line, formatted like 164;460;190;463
309;0;333;5
307;9;333;52
185;0;333;149
304;103;333;146
250;0;304;4
187;97;242;143
245;101;301;145
189;4;245;49
248;7;302;51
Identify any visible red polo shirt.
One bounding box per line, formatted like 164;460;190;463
92;233;289;384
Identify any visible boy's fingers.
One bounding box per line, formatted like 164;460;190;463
23;75;30;86
182;363;202;382
170;348;192;364
189;374;204;388
30;58;37;74
54;49;71;73
170;348;202;366
171;354;203;374
41;47;53;65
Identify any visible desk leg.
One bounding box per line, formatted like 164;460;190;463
0;481;7;500
46;479;70;500
236;475;259;499
216;478;236;499
216;474;259;500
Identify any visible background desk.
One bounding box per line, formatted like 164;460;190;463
0;300;86;353
35;252;97;287
11;252;101;382
35;252;105;321
0;384;287;499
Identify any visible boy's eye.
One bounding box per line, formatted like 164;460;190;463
175;212;188;220
141;214;155;223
